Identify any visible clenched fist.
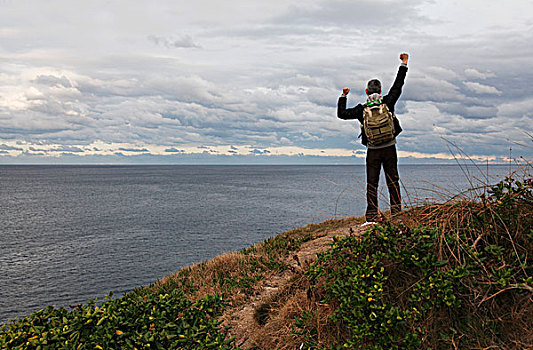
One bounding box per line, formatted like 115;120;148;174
400;53;409;64
342;88;350;96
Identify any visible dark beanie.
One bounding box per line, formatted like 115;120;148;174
367;79;381;94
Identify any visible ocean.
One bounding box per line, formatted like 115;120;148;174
0;164;513;324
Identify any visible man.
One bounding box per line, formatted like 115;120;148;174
337;53;409;225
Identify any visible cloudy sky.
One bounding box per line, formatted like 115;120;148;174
1;0;532;164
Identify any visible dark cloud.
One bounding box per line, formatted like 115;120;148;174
147;34;200;48
165;148;185;153
118;148;149;152
436;103;498;120
53;146;85;152
0;144;23;151
33;75;72;88
402;75;462;103
250;149;271;154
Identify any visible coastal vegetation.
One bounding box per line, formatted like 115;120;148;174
298;175;532;348
1;168;531;349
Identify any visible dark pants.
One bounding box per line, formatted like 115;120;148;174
365;145;401;221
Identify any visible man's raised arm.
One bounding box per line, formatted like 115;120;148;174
385;53;409;108
337;88;364;121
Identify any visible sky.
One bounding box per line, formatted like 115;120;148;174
1;0;532;164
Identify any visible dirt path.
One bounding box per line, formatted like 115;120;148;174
223;223;366;348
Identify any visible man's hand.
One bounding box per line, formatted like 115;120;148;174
400;53;409;64
342;88;350;96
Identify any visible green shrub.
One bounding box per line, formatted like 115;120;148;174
296;176;532;349
1;290;236;349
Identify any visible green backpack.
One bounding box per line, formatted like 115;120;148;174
362;98;395;146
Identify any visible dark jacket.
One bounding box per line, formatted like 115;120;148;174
337;65;407;146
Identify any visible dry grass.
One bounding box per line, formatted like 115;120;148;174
250;275;309;349
143;216;361;307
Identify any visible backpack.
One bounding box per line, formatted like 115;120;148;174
362;98;395;146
